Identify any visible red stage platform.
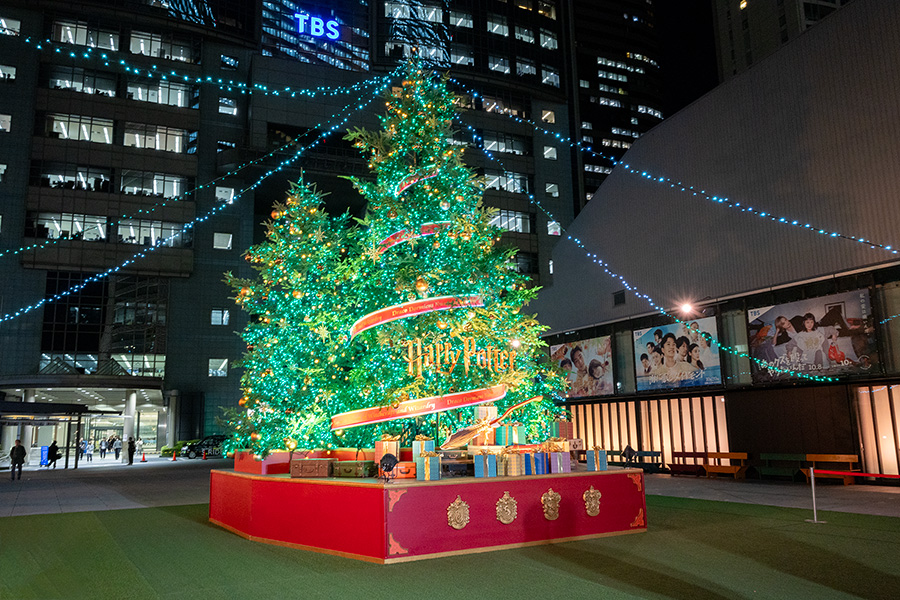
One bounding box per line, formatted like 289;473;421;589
209;468;647;563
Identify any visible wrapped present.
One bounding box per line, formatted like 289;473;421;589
550;419;574;439
475;405;498;421
541;438;570;453
501;450;526;476
523;452;548;475
586;447;608;471
496;424;526;446
548;451;571;474
375;434;401;476
567;438;585;451
474;451;498;478
392;461;416;479
467;445;505;457
415;451;441;481
332;460;376;478
289;458;337;478
411;436;435;458
472;406;498;445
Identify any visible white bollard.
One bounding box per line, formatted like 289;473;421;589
805;466;826;524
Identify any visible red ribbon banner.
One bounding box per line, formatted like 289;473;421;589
378;221;451;255
350;295;484;339
331;384;508;430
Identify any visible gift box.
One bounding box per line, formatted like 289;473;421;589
567;438;585;451
472;405;498;445
289;458;337;478
467;445;505;457
332;460;376;478
392;461;416;479
548;451;571;473
496;424;526;446
415;453;441;481
411;438;435;458
474;452;497;478
502;452;526;476
523;452;548;475
542;438;570;453
586;448;608;471
375;436;401;476
550;419;574;439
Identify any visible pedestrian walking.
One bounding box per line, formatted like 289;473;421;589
9;439;26;481
136;438;144;455
47;441;60;469
127;437;136;465
113;438;122;460
99;439;107;459
85;440;93;462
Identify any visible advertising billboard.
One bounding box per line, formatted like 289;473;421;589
550;336;613;398
747;289;878;382
633;317;722;391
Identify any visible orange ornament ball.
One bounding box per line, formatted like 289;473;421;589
250;432;261;441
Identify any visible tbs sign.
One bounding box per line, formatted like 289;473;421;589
294;12;340;41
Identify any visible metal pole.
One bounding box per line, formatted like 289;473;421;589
805;466;826;524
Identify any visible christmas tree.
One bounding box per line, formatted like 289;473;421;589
226;60;566;457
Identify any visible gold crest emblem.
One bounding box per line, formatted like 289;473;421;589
583;486;602;517
541;488;562;521
447;495;470;530
496;491;518;525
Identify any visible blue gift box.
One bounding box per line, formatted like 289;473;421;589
415;455;441;481
474;453;497;477
496;425;525;446
412;440;435;457
586;449;608;471
523;452;548;475
548;451;571;473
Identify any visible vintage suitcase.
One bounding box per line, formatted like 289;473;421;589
289;458;336;478
332;460;376;478
391;461;417;479
440;458;474;478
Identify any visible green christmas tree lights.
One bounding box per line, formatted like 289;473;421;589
226;60;566;457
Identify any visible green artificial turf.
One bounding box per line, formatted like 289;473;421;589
2;495;898;600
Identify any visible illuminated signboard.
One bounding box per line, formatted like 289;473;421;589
294;12;340;41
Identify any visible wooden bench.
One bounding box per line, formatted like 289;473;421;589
802;454;860;485
668;451;707;477
756;453;805;480
704;452;749;480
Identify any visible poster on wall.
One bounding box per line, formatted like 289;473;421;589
633;317;722;391
550;336;614;398
747;289;878;382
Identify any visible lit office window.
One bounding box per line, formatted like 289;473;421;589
517;0;534;10
0;163;6;183
540;29;557;49
538;1;557;19
130;31;194;62
582;135;593;144
582;121;593;129
0;114;10;132
541;110;555;123
1;17;21;36
120;171;188;199
488;56;510;74
548;259;553;274
482;132;528;155
579;79;589;88
124;124;190;153
490;210;533;233
487;14;509;36
127;79;194;108
547;221;562;236
219;97;238;116
0;64;15;80
542;67;560;87
208;358;228;377
515;26;534;43
46;114;113;144
450;10;473;27
545;182;560;197
215;187;235;203
385;1;411;18
211;309;230;326
543;146;558;160
51;20;118;50
47;66;115;96
517;59;536;76
213;232;233;250
484;171;530;194
220;55;239;70
450;45;474;66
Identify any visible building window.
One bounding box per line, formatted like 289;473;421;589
1;17;21;36
488;56;510;74
220;55;239;70
515;252;538;274
451;45;474;66
490;210;534;233
219;97;238;116
32;164;111;192
481;95;525;117
216;186;235;203
579;79;590;88
548;259;553;274
517;0;534;10
52;20;118;50
545;182;559;197
209;358;228;377
213;232;233;250
130;31;194;63
124;123;190;153
0;64;15;80
581;121;593;130
0;114;10;132
637;105;663;119
482;131;529;155
542;67;560;87
613;290;626;306
582;135;593;144
211;309;230;326
541;110;556;124
515;26;534;43
450;10;473;28
46;114;113;144
47;66;115;96
538;1;557;19
127;79;194;108
543;146;558;160
517;59;537;76
484;170;531;194
120;171;189;199
0;163;6;183
540;29;558;50
487;14;509;36
385;1;410;18
547;220;561;236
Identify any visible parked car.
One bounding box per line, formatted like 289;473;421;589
180;435;227;459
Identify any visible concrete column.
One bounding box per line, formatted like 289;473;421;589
165;390;178;448
122;389;136;463
22;389;35;464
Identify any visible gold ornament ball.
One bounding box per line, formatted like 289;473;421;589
415;276;429;292
440;200;450;210
250;432;261;441
292;290;302;299
271;209;283;219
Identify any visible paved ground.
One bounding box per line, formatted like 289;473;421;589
2;458;898;518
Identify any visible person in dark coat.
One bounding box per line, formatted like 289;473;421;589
127;437;136;465
47;441;61;469
9;439;26;481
